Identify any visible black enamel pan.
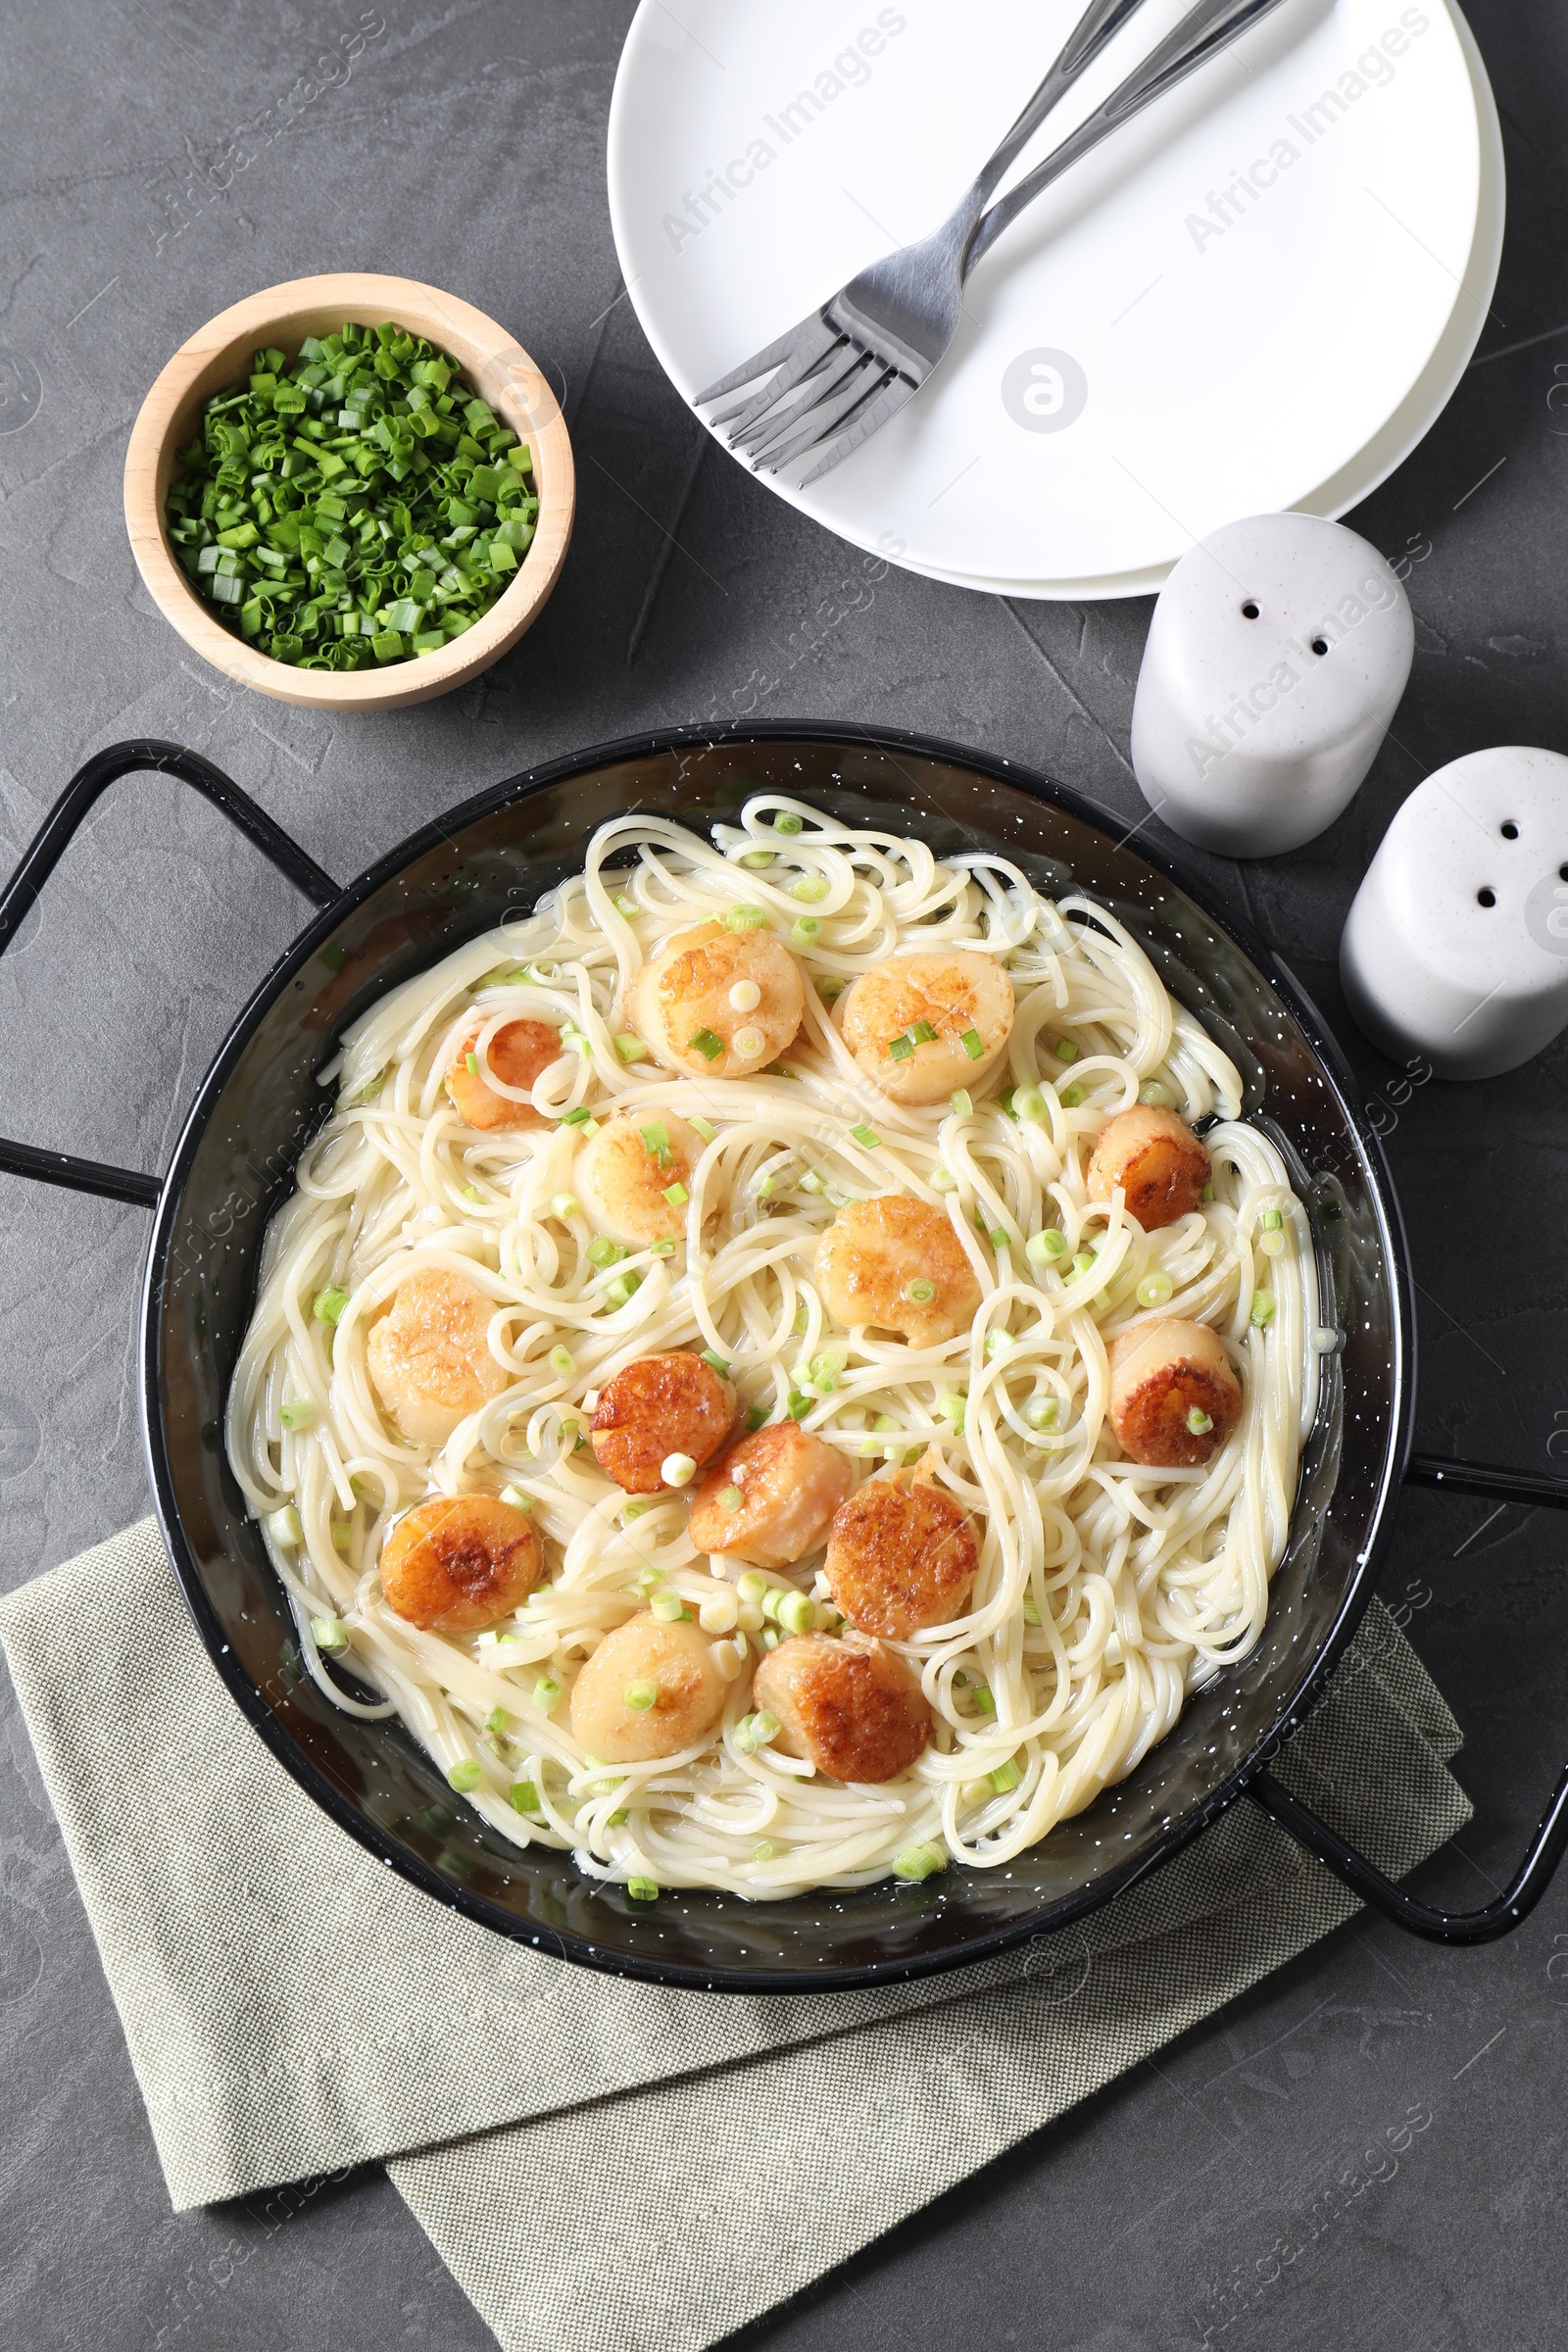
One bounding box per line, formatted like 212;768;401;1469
5;723;1568;1991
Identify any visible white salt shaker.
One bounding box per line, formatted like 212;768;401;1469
1130;514;1414;858
1341;747;1568;1081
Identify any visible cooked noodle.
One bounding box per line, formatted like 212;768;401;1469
226;799;1320;1895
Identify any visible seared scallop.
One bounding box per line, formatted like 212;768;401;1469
444;1016;562;1131
688;1422;853;1567
630;919;805;1080
816;1195;981;1347
568;1612;727;1763
753;1632;931;1784
380;1494;543;1633
838;950;1013;1104
591;1350;738;1494
1107;1318;1242;1468
823;1463;979;1639
574;1111;704;1249
366;1268;510;1446
1087;1105;1210;1232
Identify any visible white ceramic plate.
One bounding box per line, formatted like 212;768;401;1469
915;0;1503;597
609;0;1484;593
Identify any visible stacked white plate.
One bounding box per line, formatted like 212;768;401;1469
608;0;1503;598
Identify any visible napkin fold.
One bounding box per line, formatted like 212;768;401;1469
0;1522;1469;2352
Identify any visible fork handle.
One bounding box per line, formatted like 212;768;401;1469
965;0;1290;272
963;0;1153;214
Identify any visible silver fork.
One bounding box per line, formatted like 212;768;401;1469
695;0;1289;486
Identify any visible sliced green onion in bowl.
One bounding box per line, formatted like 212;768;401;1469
447;1759;482;1793
893;1840;947;1883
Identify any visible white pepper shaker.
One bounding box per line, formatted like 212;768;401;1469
1130;513;1414;858
1341;746;1568;1080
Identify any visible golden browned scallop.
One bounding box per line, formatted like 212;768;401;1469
568;1612;727;1763
753;1632;931;1784
688;1422;854;1566
573;1111;704;1249
366;1268;510;1446
1087;1104;1210;1232
815;1194;982;1347
591;1350;738;1494
630;919;805;1080
444;1016;562;1131
823;1463;979;1639
380;1494;543;1634
838;950;1013;1104
1107;1318;1242;1468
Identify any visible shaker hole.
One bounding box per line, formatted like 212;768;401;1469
1241;601;1260;619
1500;820;1519;840
1310;638;1330;658
1477;888;1496;908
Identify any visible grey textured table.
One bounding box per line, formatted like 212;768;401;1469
2;5;1566;2346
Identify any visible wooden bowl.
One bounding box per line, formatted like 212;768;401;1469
123;273;574;711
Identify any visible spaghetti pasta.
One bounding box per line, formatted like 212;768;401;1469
226;798;1319;1896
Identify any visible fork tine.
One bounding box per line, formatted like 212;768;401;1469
730;340;873;454
794;372;921;485
708;326;849;441
694;309;838;406
756;359;902;470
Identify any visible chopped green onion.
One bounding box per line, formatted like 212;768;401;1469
850;1123;880;1149
1060;1085;1084;1108
1070;1251;1097;1280
1250;1290;1277;1327
626;1877;660;1901
498;1485;533;1512
738;1572;768;1602
873;1414;901;1434
725;905;768;931
533;1677;560;1712
447;1759;482;1792
906;1278;936;1304
732;1027;765;1059
700;1348;730;1376
939;1393;966;1432
1262;1208;1284;1230
1201;1181;1215;1201
1187;1407;1214;1436
612;894;637;917
989;1757;1023;1795
772;811;804;835
930;1168;957;1192
551;1192;579;1220
777;1592;814;1637
888;1035;915;1062
1013;1086;1046;1122
510;1781;540;1814
484;1706;511;1737
959;1030;984;1060
614;1034;648;1063
792;875;829;903
279;1398;316;1432
786;1390;812;1421
1137;1270;1175;1307
313;1286;349;1325
690;1114;717;1143
988;1227;1008;1250
661;1452;697;1489
650;1239;677;1256
717;1486;744;1514
984;1330;1013;1358
465;1052;480;1075
650;1588;691;1621
549;1346;574;1378
604;1272;641;1308
745;1402;768;1430
817;974;846;1003
311;1614;348;1651
753;1841;776;1862
1054;1038;1080;1062
893;1841;948;1883
739;851;774;869
970;1683;996;1716
791;916;820;945
1258;1229;1286;1258
587;1237;626;1268
476;966;533;992
950;1089;973;1117
640;1120;671;1159
559;1105;592;1127
624;1680;659;1713
902;1019;933;1045
663;1181;689;1207
266;1504;303;1547
1139;1080;1168;1106
1021;1591;1042;1625
1026;1229;1068;1267
687;1029;723;1060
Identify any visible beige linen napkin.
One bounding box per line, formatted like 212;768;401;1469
0;1522;1469;2352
